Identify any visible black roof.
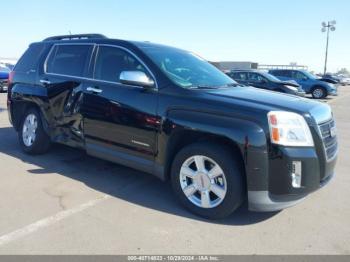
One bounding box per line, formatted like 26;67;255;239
39;33;179;52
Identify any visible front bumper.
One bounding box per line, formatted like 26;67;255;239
248;191;306;212
248;172;335;212
248;143;337;212
329;89;338;96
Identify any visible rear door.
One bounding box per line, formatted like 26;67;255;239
81;45;159;173
38;43;95;147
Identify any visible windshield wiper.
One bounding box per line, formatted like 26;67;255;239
188;85;219;89
189;83;238;89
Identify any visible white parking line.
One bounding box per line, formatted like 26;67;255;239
0;194;111;247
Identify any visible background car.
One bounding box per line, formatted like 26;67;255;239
269;69;337;99
337;75;350;86
0;65;10;93
320;74;341;84
226;70;305;96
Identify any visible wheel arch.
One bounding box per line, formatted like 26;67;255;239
10;84;51;132
311;84;327;93
159;109;269;193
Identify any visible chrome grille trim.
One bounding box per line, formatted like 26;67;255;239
317;118;338;161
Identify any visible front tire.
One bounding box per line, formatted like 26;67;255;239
171;142;245;219
18;108;51;154
311;86;327;99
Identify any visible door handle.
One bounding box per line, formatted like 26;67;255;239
86;87;102;94
40;79;51;85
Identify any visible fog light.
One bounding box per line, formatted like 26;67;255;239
291;161;302;188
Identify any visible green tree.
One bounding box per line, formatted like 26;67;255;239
336;68;350;76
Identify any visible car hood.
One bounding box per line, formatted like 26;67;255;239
319;78;338;84
278;80;300;87
202;86;330;123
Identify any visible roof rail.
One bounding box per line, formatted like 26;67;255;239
43;34;107;41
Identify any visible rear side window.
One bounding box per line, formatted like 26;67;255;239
15;44;46;73
271;70;292;77
46;45;93;77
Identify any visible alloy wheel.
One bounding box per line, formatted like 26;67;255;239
22;114;38;147
179;155;227;209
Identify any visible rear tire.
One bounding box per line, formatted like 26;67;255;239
170;142;245;219
18;108;51;154
311;86;327;99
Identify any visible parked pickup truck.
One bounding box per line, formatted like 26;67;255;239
7;34;338;219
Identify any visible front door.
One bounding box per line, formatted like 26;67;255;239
81;45;160;173
247;72;269;90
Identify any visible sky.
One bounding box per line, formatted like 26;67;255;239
1;0;349;73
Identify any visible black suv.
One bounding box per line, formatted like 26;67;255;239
226;70;305;96
7;34;337;219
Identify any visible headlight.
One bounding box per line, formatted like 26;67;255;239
267;111;314;147
285;85;298;92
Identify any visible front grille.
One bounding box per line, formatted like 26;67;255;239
318;119;338;161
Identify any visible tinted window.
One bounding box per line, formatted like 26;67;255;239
270;70;291;77
15;44;46;72
248;73;265;81
94;46;149;83
231;72;247;81
292;71;307;80
46;45;92;77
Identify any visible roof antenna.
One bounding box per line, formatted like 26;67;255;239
68;30;72;35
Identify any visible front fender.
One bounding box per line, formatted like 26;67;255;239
161;109;270;191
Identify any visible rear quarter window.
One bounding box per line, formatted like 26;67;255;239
15;44;46;73
45;44;93;77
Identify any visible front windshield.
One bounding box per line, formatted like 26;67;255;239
302;70;317;80
0;66;10;73
139;45;236;88
260;71;281;82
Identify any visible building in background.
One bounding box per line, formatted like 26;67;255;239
210;61;258;72
258;63;308;71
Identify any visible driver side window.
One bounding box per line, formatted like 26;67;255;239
292;71;307;80
248;73;264;82
94;46;150;83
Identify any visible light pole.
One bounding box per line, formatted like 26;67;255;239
321;20;336;75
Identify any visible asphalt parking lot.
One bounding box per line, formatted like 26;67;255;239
0;87;349;255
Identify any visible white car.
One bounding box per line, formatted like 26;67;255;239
340;77;350;86
338;75;350;86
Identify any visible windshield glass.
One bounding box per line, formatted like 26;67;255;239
302;70;317;80
259;71;281;82
0;66;10;73
139;45;236;88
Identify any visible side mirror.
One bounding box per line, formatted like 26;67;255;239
119;71;155;88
